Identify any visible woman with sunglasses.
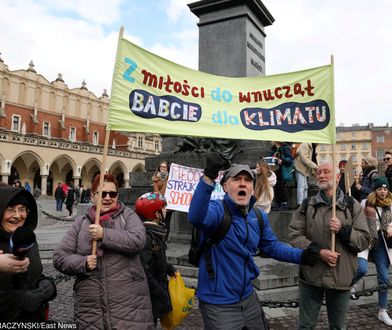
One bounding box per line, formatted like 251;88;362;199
53;174;154;329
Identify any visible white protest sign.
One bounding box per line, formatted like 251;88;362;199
165;163;225;212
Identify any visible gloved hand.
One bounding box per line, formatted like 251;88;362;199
38;279;56;301
23;288;44;312
203;152;226;180
301;246;319;266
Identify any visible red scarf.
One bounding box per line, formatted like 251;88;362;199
88;203;121;225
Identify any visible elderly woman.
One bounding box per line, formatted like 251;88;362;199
0;186;56;322
53;174;153;329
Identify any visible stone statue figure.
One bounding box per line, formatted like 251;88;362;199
174;137;242;163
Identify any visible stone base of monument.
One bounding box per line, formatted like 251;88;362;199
117;136;317;244
168;211;193;243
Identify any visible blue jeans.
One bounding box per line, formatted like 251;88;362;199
296;171;308;205
354;231;391;309
56;199;63;211
353;257;368;284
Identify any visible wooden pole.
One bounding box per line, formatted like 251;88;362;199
92;128;111;255
331;143;337;252
330;54;336;252
91;26;124;255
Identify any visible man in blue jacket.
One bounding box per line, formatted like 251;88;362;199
188;153;317;330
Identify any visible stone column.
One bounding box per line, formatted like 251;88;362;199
1;175;9;183
167;0;275;241
188;0;274;77
74;177;81;187
41;175;48;196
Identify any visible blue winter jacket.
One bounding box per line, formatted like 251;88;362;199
188;177;303;304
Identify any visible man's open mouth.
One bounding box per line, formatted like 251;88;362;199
238;190;247;197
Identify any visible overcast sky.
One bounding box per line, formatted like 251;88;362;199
1;0;391;126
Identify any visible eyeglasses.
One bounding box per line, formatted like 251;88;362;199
95;191;118;198
4;207;28;215
384;157;392;161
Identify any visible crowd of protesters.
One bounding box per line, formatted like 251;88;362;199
1;145;392;329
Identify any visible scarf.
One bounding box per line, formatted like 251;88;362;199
368;192;392;231
144;221;167;239
86;203;121;257
157;171;168;181
88;203;121;225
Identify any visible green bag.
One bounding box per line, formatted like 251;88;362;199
282;163;294;182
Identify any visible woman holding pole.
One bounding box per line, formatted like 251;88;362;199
53;174;153;329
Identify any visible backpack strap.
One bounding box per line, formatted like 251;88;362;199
204;200;232;279
252;206;267;256
299;197;309;215
299;197;318;219
252;206;265;233
369;169;378;181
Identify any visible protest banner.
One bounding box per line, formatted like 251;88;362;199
108;36;336;144
98;30;337;251
165;163;225;212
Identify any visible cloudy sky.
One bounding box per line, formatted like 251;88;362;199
1;0;391;126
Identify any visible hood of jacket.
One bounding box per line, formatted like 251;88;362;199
0;187;38;237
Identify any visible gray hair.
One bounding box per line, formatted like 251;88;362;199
318;158;340;174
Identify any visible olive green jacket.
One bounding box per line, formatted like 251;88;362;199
289;190;370;290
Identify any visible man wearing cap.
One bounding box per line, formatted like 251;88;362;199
188;153;318;330
355;156;379;202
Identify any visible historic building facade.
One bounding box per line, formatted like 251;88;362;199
318;123;392;176
0;56;161;195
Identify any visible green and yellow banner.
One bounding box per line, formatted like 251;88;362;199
108;37;335;144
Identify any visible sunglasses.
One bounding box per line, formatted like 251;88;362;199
95;191;118;198
384;157;392;161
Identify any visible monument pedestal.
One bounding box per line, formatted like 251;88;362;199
169;211;193;243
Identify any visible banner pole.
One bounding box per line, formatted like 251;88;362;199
92;26;124;256
345;165;351;197
330;54;336;253
92;128;111;255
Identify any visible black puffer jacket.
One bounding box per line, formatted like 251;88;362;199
0;187;56;322
140;222;176;322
